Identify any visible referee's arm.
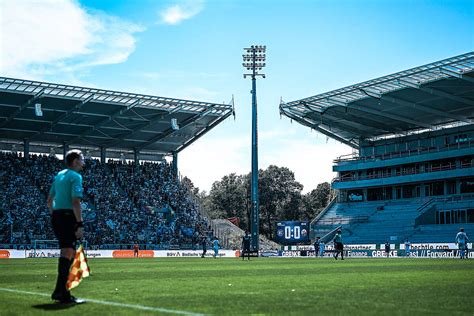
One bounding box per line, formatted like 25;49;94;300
71;174;84;239
47;180;55;214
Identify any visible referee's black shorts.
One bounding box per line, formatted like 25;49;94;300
335;242;344;251
51;209;77;248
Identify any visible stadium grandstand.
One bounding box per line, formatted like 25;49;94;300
0;76;234;250
280;52;474;244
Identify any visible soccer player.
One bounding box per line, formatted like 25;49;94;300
212;237;219;258
201;235;207;258
241;231;251;260
319;241;325;257
384;241;391;258
47;149;85;304
313;237;321;257
404;239;411;257
133;243;139;257
455;228;470;259
333;229;344;260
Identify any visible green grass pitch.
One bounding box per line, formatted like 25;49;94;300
0;258;473;315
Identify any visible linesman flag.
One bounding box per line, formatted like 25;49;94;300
66;244;90;290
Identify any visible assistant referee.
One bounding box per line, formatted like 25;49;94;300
47;149;85;304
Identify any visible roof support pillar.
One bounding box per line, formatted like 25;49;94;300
63;143;69;161
172;152;178;180
23;139;29;161
100;147;106;164
134;149;139;167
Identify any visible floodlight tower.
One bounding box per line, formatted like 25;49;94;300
242;45;266;253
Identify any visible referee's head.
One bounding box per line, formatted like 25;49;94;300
65;149;85;172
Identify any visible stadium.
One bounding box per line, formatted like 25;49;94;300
1;51;473;314
280;52;474;249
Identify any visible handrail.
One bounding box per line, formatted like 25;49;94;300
320;226;342;244
315;216;370;226
416;193;474;214
333;161;474;183
310;198;337;227
334;140;473;163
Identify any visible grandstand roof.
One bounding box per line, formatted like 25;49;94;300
0;77;234;160
280;52;474;149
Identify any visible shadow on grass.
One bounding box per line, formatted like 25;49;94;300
32;303;77;311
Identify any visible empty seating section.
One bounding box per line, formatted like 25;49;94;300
312;197;474;244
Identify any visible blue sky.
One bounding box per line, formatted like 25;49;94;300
1;0;473;192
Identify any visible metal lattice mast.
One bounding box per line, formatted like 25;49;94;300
243;45;266;252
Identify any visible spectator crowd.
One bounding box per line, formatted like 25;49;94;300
0;151;212;249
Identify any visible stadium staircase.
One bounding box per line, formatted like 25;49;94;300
211;219;280;250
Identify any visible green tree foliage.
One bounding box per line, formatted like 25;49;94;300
191;166;333;241
207;173;248;229
258;165;303;239
301;182;335;220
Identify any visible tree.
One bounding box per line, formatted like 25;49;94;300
181;176;199;195
258;165;304;239
194;167;333;242
207;173;248;229
302;182;334;220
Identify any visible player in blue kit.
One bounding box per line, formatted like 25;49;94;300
212;237;219;258
404;239;411;257
455;228;470;259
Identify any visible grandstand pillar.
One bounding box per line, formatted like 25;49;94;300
362;188;368;201
100;147;106;164
134;149;139;166
23;139;29;160
62;143;69;160
172;152;178;179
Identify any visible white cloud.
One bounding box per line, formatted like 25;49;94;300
0;0;143;79
262;138;351;193
180;133;249;193
159;0;204;25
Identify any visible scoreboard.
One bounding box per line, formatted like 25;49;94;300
275;221;310;244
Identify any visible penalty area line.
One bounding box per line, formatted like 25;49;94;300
0;287;206;316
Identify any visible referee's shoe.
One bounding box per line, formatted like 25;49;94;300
51;292;85;304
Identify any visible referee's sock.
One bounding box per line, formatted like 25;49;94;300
54;257;72;296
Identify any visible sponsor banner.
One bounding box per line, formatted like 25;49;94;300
0;249;239;259
286;244;377;251
0;250;27;259
378;244;396;250
260;250;279;257
280;249;474;258
85;250;113;258
290;243;472;251
408;243;471;250
154;250;238;258
112;250;154;258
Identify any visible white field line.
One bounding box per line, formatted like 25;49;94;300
0;287;207;316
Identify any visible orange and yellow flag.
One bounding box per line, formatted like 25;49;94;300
66;244;90;290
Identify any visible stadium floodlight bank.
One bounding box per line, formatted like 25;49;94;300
0;76;234;164
281;52;474;244
243;45;266;253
